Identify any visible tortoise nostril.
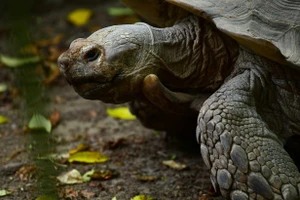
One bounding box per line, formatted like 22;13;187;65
58;57;70;71
84;48;100;62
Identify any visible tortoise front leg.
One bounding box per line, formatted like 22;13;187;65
197;70;300;199
130;74;209;133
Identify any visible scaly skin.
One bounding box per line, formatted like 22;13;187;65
58;15;300;199
198;49;300;199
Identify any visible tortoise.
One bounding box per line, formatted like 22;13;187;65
58;0;300;199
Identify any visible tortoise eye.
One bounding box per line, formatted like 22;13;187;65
85;48;100;62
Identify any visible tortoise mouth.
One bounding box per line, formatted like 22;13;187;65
71;71;122;99
73;82;112;99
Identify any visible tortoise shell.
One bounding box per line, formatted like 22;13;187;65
121;0;300;67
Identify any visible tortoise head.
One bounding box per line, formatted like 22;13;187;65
58;24;156;103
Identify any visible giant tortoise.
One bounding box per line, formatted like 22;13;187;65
58;0;300;199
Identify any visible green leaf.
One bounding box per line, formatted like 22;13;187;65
112;196;117;200
131;195;154;200
0;83;8;93
0;54;40;68
36;195;57;200
106;107;136;120
28;114;52;133
107;7;135;16
0;115;9;124
82;169;94;182
169;154;176;160
0;190;11;197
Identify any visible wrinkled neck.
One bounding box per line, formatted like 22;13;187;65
141;16;239;92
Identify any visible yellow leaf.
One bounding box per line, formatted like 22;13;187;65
106;107;136;120
131;195;154;200
0;115;9;124
69;144;89;155
68;151;109;163
67;8;92;26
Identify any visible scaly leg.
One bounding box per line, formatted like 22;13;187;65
197;70;300;199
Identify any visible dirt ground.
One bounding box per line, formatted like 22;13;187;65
0;0;220;199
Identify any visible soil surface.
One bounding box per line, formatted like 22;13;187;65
0;0;220;199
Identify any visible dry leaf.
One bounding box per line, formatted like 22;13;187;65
68;151;109;163
136;174;158;181
106;107;136;120
50;110;60;127
57;169;84;185
162;160;187;170
103;138;126;150
67;8;92;26
80;190;96;199
16;165;36;181
88;169;118;181
43;61;61;85
35;34;63;47
63;188;79;199
69;144;90;155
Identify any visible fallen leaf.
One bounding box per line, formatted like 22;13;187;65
88;110;97;118
162;160;187;170
0;190;11;197
49;110;60;127
80;190;95;199
87;169;119;181
106;107;136;120
49;152;70;163
0;83;8;93
35;34;63;47
169;154;176;160
112;197;117;200
131;195;154;200
28;114;52;133
16;165;36;181
36;195;57;200
136;174;158;181
82;169;94;182
68;151;109;163
6;148;26;163
57;169;84;185
103;138;126;150
0;54;40;68
69;144;90;155
20;44;39;56
63;188;79;199
107;7;135;16
0;115;9;124
43;61;61;85
68;8;92;26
